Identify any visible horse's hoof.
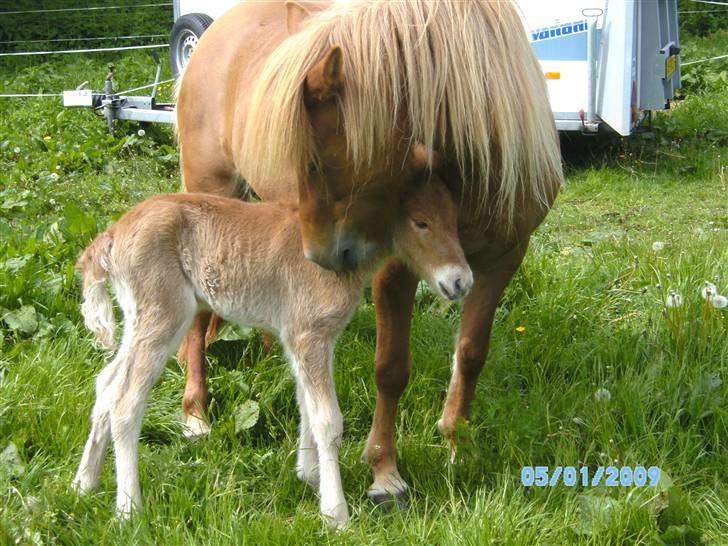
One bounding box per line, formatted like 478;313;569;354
367;477;409;510
183;414;211;440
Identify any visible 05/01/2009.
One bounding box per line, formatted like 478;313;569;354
521;466;662;487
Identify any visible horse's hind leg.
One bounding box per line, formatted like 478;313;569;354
363;259;418;506
181;311;213;438
437;243;528;445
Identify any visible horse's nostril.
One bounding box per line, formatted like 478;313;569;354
340;247;357;271
454;277;462;293
438;281;452;299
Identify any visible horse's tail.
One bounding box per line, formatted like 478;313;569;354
77;232;116;349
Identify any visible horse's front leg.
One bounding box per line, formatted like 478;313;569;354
438;243;528;445
363;258;418;506
180;310;213;438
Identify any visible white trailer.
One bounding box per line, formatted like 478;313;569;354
518;0;680;135
70;0;681;135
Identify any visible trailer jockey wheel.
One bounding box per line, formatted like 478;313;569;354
170;13;213;78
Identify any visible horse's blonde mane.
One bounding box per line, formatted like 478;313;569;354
241;0;563;226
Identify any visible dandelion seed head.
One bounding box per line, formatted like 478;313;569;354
652;241;666;251
666;291;683;308
711;295;728;309
594;388;612;402
13;146;20;154
49;172;59;181
702;281;718;300
137;129;146;137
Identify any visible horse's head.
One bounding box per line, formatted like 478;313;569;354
298;47;429;272
394;175;472;301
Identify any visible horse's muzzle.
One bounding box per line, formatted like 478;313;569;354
304;232;377;272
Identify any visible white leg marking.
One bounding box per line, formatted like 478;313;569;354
295;380;319;488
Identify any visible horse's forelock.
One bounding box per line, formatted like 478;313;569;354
241;0;563;228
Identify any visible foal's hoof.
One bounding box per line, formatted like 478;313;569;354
322;503;350;529
183;414;211;439
295;466;320;489
367;476;409;510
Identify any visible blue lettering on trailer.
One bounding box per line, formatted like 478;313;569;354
529;20;590;62
531;20;588;42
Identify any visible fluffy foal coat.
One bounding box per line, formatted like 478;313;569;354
73;178;471;527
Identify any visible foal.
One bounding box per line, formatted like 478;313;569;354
72;176;471;527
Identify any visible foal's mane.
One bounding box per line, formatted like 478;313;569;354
241;0;563;226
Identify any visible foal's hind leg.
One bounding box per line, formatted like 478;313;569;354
73;350;128;493
438;243;528;446
363;259;418;506
111;295;196;516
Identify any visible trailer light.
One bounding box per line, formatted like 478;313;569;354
544;72;561;80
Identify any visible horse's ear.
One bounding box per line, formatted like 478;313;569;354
409;143;443;173
286;1;310;35
304;46;343;103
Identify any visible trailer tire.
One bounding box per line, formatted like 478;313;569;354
170;13;213;79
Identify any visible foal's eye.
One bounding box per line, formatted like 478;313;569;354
412;219;429;230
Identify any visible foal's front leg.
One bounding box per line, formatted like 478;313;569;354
295;381;319;488
286;333;348;528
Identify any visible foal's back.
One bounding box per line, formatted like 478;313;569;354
109;193;361;335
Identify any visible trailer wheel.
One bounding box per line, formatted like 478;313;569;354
170;13;213;78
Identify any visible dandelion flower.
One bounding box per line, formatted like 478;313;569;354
137;129;146;137
594;388;612;402
515;325;526;333
13;146;20;154
43;135;52;141
666;291;683;308
652;241;666;251
702;281;718;300
711;295;728;309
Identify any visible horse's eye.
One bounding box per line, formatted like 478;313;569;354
308;162;320;174
412;219;429;230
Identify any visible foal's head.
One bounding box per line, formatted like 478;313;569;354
394;176;472;301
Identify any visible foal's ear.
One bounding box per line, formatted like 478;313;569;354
409;143;443;173
304;46;343;103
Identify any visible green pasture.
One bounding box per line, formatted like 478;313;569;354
0;14;727;546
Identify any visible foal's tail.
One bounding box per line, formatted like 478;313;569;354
77;233;116;349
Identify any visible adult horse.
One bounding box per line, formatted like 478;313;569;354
176;0;562;504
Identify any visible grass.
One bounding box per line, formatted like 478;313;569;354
1;32;727;546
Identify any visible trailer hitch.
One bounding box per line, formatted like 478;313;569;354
63;54;176;134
